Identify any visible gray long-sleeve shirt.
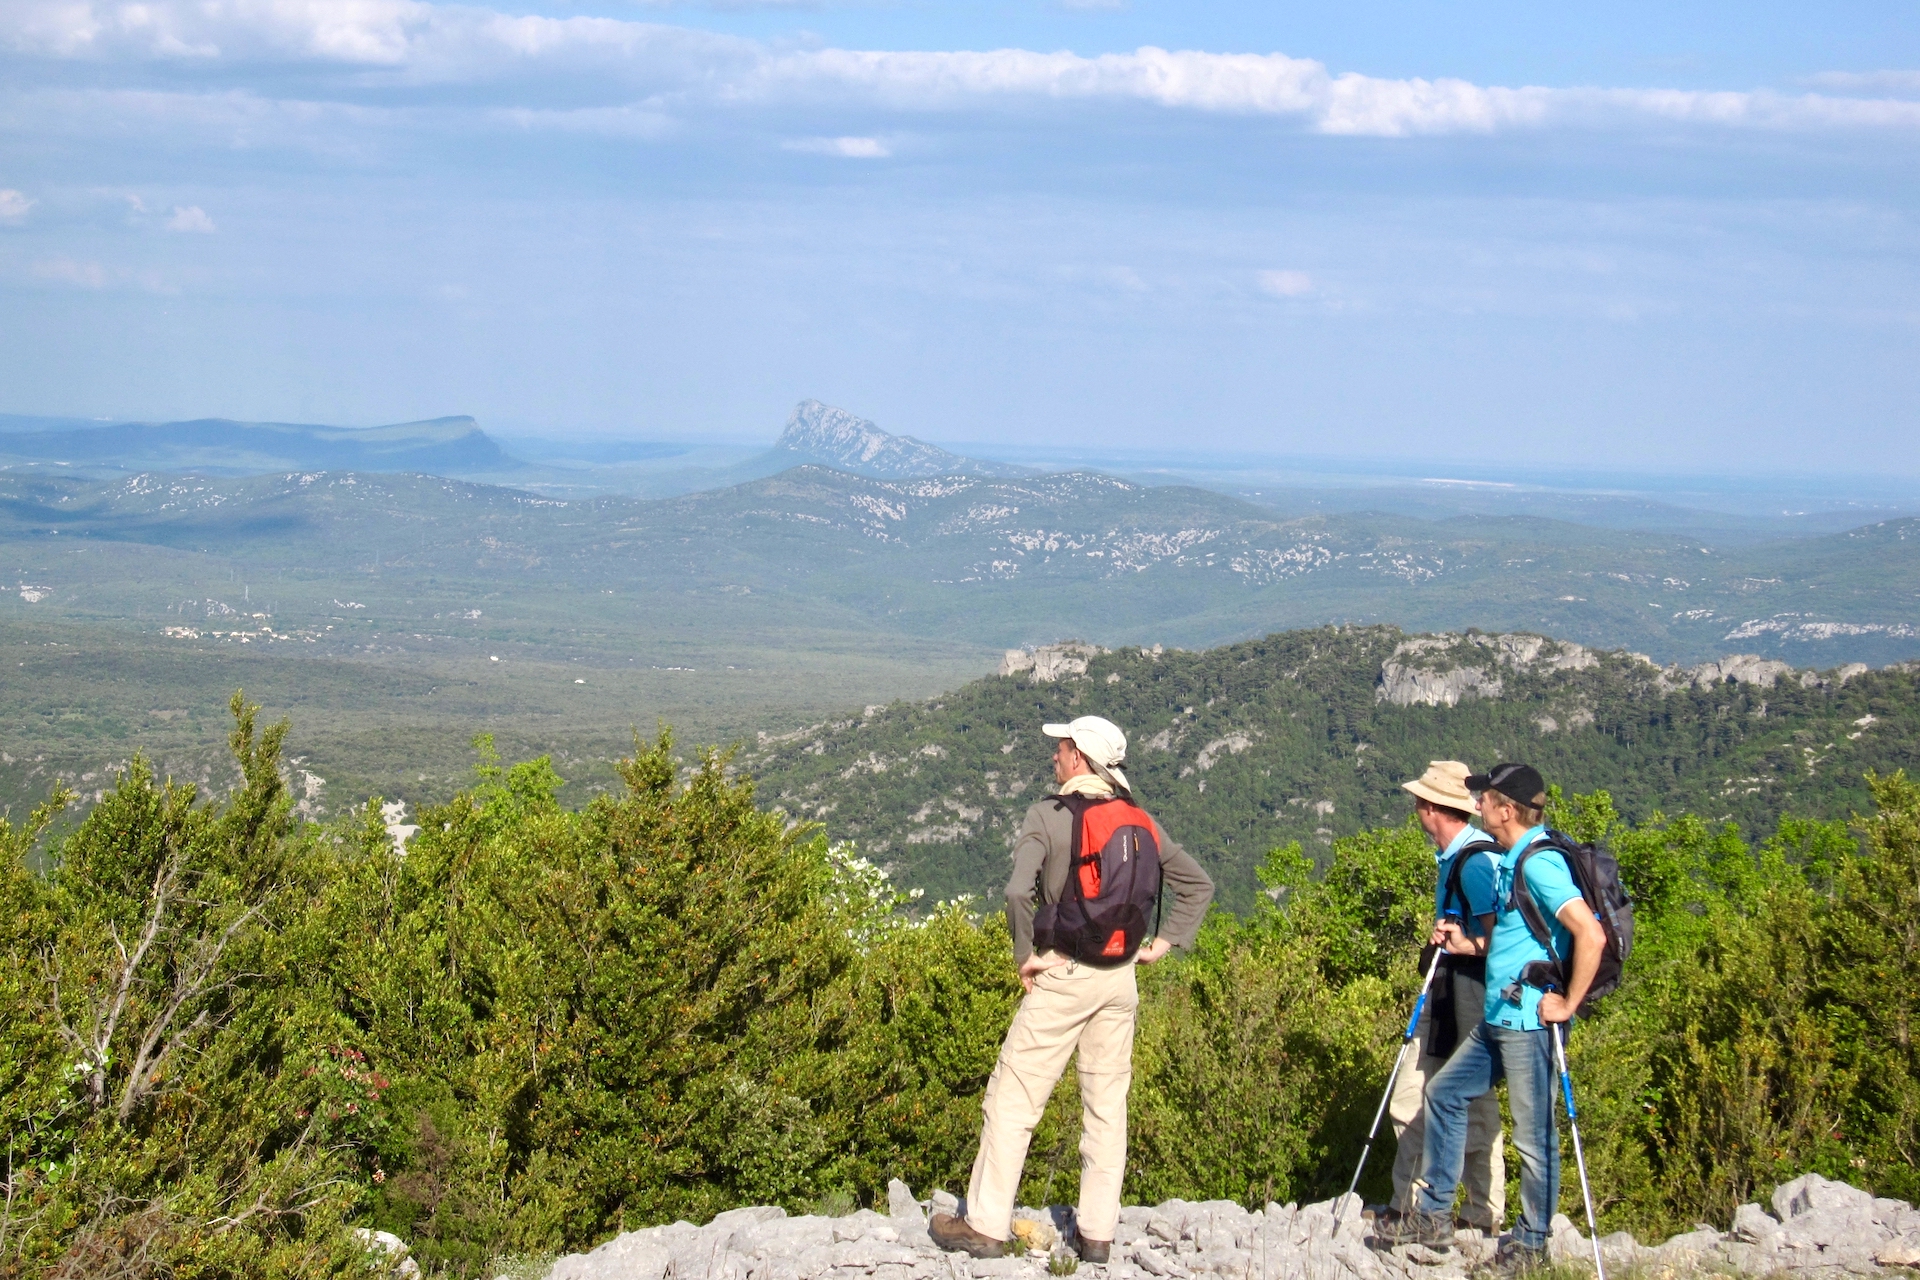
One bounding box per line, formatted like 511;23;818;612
1005;794;1216;964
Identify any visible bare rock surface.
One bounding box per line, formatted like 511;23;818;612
999;642;1107;682
1370;628;1881;710
533;1175;1920;1280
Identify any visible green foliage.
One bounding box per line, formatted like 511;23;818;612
1123;824;1430;1210
0;692;364;1278
7;697;1920;1277
1559;775;1920;1235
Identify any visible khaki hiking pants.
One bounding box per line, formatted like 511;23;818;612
1389;1000;1505;1231
965;956;1138;1244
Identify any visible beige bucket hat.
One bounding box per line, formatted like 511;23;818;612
1043;715;1131;795
1402;760;1475;811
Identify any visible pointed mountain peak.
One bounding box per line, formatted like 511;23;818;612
774;400;1028;479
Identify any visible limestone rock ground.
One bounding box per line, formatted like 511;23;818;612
533;1174;1920;1280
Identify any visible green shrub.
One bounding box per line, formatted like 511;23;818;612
5;699;1918;1277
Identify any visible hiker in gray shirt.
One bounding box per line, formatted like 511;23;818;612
931;715;1214;1264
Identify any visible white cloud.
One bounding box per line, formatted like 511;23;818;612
782;135;889;158
166;203;215;232
0;188;34;219
5;2;1920;138
1257;269;1313;298
763;46;1330;116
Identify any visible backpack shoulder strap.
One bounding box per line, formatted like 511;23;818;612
1055;794;1091;857
1442;837;1500;918
1040;796;1090;908
1509;842;1562;959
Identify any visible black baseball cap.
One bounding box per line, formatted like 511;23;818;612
1466;762;1546;808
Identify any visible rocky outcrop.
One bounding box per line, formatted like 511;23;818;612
1378;661;1504;708
1000;643;1107;682
530;1173;1920;1280
1546;1172;1920;1276
777;402;1026;480
1375;633;1601;708
1678;654;1796;690
1375;630;1876;710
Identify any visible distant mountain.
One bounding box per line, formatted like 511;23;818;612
771;400;1029;479
0;415;517;476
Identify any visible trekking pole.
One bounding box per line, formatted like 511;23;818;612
1552;1021;1606;1280
1335;947;1443;1228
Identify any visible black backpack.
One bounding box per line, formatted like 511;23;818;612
1031;795;1165;967
1511;831;1636;1015
1422;838;1500;1057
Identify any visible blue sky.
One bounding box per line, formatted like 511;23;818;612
1;1;1916;475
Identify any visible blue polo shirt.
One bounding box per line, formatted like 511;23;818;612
1484;826;1582;1032
1434;825;1497;938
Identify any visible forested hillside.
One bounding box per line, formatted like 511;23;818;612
746;626;1920;908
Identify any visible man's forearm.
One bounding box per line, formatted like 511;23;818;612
1156;843;1215;949
1005;825;1047;964
1559;911;1605;1009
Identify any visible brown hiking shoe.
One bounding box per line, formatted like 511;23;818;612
1472;1240;1546;1277
1075;1237;1111;1265
1370;1208;1454;1251
930;1213;1007;1259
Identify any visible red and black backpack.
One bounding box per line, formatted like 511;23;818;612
1031;795;1165;966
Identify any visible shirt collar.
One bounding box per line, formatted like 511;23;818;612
1438;824;1479;860
1504;824;1549;858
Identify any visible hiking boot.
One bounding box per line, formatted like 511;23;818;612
1361;1205;1393;1222
1370;1208;1454;1251
1472;1240;1547;1277
1074;1237;1111;1265
930;1213;1007;1259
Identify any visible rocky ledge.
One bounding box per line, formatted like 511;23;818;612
538;1173;1920;1280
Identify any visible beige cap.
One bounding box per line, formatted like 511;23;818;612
1402;760;1475;811
1044;715;1131;794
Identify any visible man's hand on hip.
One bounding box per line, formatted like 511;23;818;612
1135;938;1173;965
1018;951;1067;993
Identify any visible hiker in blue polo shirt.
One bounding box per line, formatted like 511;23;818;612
1379;761;1504;1234
1372;763;1606;1276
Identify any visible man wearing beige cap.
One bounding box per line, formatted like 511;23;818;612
930;715;1215;1264
1381;762;1504;1234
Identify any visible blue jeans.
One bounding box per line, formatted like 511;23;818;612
1415;1020;1560;1249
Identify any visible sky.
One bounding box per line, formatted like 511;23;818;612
1;1;1917;475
